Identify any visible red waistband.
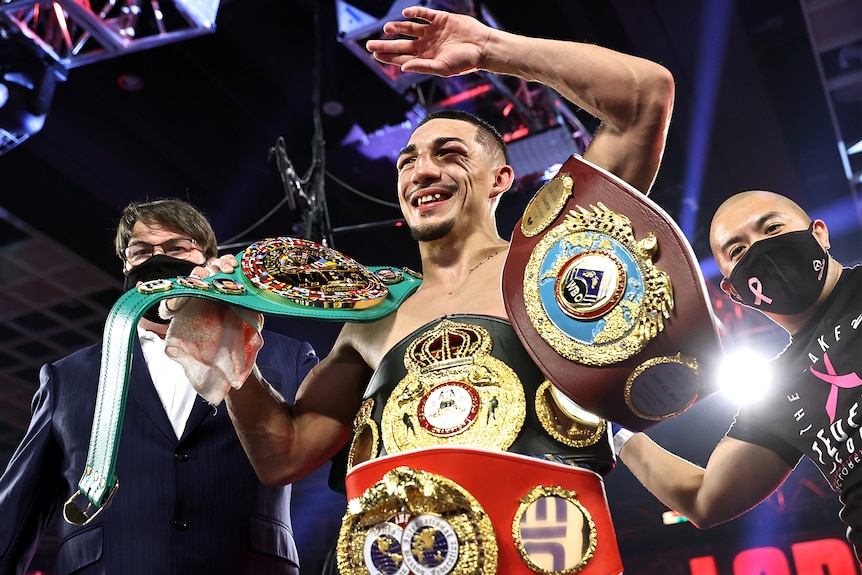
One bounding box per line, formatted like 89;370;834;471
339;446;623;575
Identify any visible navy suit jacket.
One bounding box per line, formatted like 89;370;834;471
0;330;319;575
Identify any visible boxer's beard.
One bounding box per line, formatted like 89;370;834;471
409;218;456;242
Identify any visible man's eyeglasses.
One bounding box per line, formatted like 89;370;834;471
124;238;200;266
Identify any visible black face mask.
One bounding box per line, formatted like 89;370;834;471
124;254;199;324
725;224;828;315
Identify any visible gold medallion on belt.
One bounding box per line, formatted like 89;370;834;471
535;381;606;448
240;237;388;308
381;320;526;454
337;466;498;575
512;485;598;574
523;201;674;366
348;398;380;470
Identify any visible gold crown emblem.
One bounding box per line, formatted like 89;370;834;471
404;319;494;373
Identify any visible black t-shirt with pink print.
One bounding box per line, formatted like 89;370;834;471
728;265;861;559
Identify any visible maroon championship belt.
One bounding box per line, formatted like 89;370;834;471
502;155;723;431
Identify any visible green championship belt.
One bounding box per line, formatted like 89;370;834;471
63;237;421;525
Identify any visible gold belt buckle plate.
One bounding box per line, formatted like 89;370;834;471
240;237;389;309
381;319;526;454
336;466;498;574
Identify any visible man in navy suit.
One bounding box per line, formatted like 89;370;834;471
0;198;342;575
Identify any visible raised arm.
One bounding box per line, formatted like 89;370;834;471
366;5;675;194
619;433;794;528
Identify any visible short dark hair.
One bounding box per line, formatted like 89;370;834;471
115;198;219;261
418;109;510;164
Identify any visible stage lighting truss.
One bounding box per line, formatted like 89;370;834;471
337;0;593;184
0;0;220;69
0;0;219;154
799;0;862;195
338;0;484;95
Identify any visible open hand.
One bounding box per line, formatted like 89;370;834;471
366;6;492;78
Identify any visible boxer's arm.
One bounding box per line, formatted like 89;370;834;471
367;6;674;195
619;433;793;528
225;323;373;487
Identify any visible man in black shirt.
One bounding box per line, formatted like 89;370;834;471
617;190;861;563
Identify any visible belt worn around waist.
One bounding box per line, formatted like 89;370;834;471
337;446;623;575
348;315;615;477
63;237;421;526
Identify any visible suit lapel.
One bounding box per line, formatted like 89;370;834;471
178;364;288;441
126;339;290;442
127;339;179;442
181;398;215;441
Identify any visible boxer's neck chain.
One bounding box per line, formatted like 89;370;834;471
469;248;504;274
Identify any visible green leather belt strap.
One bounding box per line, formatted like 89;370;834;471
63;237;421;525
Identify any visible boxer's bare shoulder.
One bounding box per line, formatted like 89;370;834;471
341;262;509;371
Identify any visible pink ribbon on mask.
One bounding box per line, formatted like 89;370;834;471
811;352;862;423
747;277;773;306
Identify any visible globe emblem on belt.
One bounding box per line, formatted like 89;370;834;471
401;514;460;574
524;202;674;367
363;521;408;575
554;249;627;320
537;231;644;350
361;513;461;575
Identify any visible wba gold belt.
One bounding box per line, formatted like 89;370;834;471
343;316;614;475
337;447;623;575
381;319;526;455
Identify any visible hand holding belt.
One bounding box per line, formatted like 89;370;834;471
503;155;723;431
63;237;421;526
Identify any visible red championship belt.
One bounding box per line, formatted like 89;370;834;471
502;155;723;431
337;447;623;575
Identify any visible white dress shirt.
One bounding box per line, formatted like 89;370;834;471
137;326;199;439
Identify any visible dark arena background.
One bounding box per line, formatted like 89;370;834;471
1;0;860;573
